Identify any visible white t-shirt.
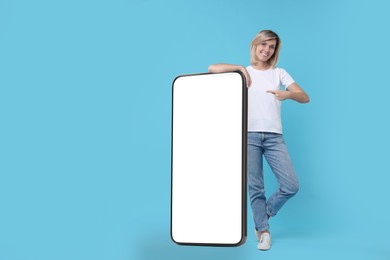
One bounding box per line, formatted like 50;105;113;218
246;66;295;134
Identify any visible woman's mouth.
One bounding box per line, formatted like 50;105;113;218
260;52;269;57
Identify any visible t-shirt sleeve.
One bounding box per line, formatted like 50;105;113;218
279;68;295;90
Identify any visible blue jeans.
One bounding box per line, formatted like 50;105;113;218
247;132;299;232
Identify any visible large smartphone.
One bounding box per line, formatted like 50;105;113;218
171;71;247;246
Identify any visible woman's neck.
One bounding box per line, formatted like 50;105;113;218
252;62;272;71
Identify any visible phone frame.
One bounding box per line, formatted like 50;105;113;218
170;71;247;247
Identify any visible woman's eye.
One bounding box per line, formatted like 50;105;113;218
261;42;266;46
270;46;275;49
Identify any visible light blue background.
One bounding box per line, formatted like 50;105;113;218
1;0;389;259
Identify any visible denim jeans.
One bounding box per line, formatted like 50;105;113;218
247;132;299;232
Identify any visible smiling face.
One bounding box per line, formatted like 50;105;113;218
250;30;281;68
255;39;277;64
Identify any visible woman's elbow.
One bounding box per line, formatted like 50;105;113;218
208;64;217;73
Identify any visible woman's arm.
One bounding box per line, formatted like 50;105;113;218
208;63;252;87
267;83;310;103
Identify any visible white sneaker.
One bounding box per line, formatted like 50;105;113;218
257;232;272;251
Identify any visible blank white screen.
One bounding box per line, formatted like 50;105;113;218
171;72;245;245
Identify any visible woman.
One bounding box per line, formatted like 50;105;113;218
208;30;309;250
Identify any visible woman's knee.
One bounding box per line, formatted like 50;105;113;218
282;181;299;196
290;182;299;195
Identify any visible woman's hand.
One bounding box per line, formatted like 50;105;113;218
267;83;310;103
239;67;252;88
266;90;290;101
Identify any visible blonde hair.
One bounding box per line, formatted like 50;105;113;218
250;30;282;68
